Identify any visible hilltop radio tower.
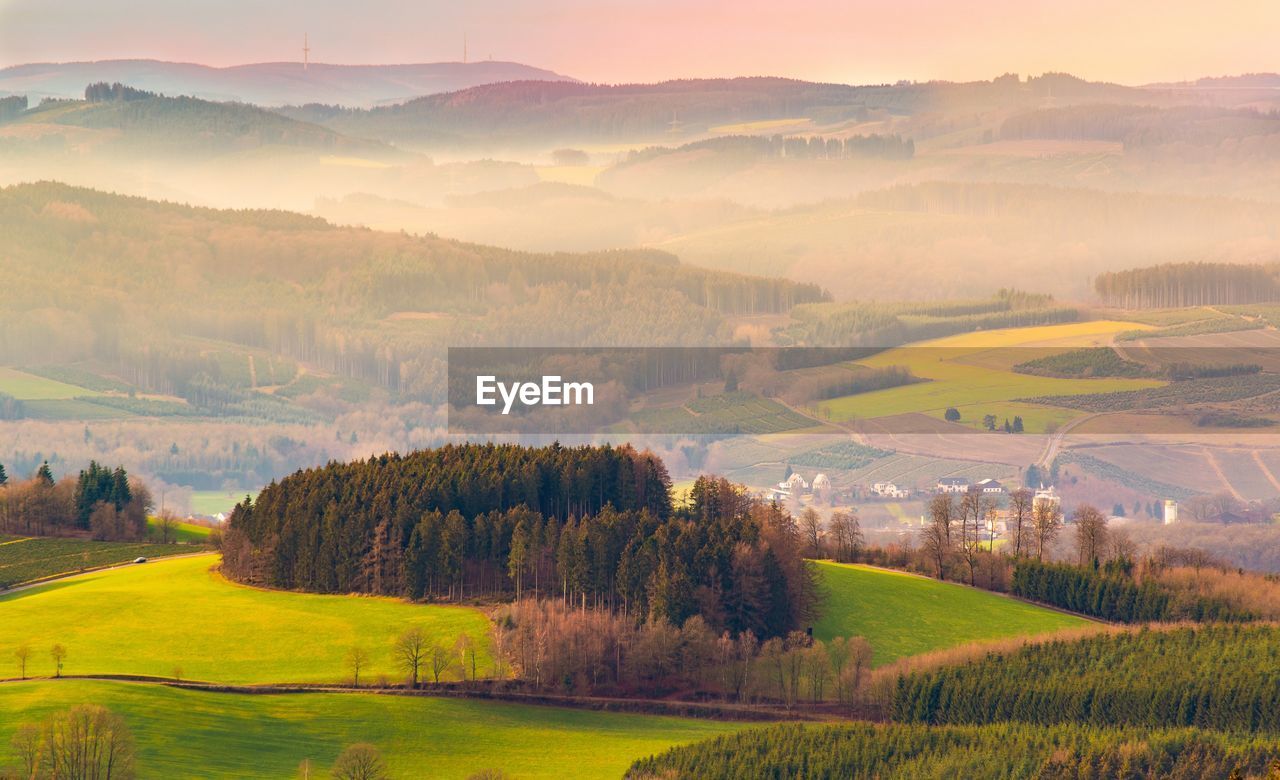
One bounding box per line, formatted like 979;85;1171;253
303;33;310;71
463;32;468;64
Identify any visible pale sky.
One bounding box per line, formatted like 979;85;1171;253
0;0;1276;85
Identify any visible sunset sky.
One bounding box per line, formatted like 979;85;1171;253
1;0;1275;85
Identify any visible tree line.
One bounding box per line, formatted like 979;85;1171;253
617;133;915;169
1010;559;1255;623
494;599;869;705
1094;262;1280;308
626;721;1280;780
891;624;1280;733
223;445;819;640
0;460;151;541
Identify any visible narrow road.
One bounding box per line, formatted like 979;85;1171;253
0;552;213;596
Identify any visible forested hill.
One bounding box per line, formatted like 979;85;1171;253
0;182;825;401
0;85;394;157
279;73;1149;146
224;444;817;639
0;59;577;107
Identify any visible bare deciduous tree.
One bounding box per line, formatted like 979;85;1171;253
346;646;370;688
1032;500;1063;562
1074;504;1109;566
393;627;426;689
35;704;135;779
1007;488;1033;558
331;743;389;780
156;509;180;544
799;507;822;557
920;494;956;578
429;642;454;684
50;643;66;678
14;643;31;679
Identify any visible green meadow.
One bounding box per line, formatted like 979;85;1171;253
0;555;492;684
0;366;100;399
812;561;1090;665
146;515;214;543
0;680;747;779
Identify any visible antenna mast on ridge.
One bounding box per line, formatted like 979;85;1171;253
303;33;310;71
463;32;468;64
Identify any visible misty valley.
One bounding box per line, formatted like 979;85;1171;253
3;18;1280;780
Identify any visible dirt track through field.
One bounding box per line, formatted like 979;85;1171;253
1204;447;1245;502
1251;450;1280;493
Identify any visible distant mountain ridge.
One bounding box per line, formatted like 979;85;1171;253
0;59;577;107
279;73;1151;147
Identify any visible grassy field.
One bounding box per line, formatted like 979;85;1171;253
812;562;1090;665
0;554;493;684
708;117;812;134
146;516;214;543
189;490;252;517
0;367;100;399
0;537;194;588
0;680;747;779
816;321;1163;432
631;391;816;434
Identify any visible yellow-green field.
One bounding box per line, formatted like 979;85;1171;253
0;367;99;399
708;117;812;134
813;561;1091;665
0;680;747;779
816;321;1164;432
0;555;492;684
146;516;213;543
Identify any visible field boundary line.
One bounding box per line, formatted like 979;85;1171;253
0;550;212;594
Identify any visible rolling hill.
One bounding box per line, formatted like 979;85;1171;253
0;680;744;779
0;90;397;157
0;59;577;108
0;554;493;683
812;561;1091;664
280;73;1152;148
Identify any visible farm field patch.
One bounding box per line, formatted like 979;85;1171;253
0;536;193;588
0;680;747;780
0;367;101;400
817;322;1162;431
812;561;1090;665
0;554;493;684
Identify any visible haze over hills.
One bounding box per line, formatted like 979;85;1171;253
0;59;577;107
279;73;1160;149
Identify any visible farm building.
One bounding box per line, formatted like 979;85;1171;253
1033;485;1060;511
937;477;970;494
811;473;832;500
779;473;808;493
972;478;1005;494
871;481;910;499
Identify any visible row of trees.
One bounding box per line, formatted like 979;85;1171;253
1094;262;1280;308
0;461;151;541
6;704;134;780
493;599;871;707
618;133;915;168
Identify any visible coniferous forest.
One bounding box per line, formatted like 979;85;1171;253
223;443;818;639
890;624;1280;732
626;722;1280;780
